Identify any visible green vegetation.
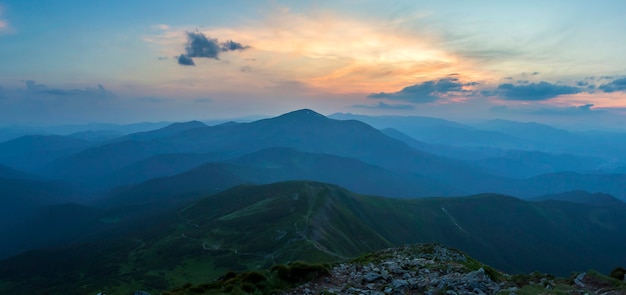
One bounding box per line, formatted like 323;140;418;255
163;261;330;295
1;181;626;294
610;267;626;281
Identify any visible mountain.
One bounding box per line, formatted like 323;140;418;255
0;177;82;258
0;135;93;173
2;181;625;294
67;130;123;141
47;109;497;195
113;120;208;142
95;162;249;208
0;164;32;180
505;172;626;200
473;119;573;143
228;147;457;197
96;147;457;208
382;127;605;178
533;190;624;206
93;152;231;190
330;113;529;149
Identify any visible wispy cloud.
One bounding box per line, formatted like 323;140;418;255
24;80;114;98
0;6;9;33
351;102;415;110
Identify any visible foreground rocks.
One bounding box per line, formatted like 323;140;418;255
284;244;626;295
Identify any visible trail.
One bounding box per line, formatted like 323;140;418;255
441;207;468;235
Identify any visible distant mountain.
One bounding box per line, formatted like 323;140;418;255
96;162;249;208
0;164;32;180
112;120;208;142
382;128;605;178
228;147;457;197
0;135;93;173
96;147;458;208
473;119;573;142
533;190;624;206
0;177;82;258
3;181;625;294
330;113;529;149
67;130;123;141
94;152;231;190
508;172;626;200
47;109;496;195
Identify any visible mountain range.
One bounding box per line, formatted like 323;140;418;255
1;109;626;294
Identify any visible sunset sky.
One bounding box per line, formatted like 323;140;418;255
1;0;626;128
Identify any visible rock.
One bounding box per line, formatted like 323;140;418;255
363;272;382;282
391;279;408;289
574;272;586;287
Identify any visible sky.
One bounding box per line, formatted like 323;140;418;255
1;0;626;129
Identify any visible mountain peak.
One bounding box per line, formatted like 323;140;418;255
278;109;327;120
161;120;207;131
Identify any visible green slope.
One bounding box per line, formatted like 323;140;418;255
1;181;625;294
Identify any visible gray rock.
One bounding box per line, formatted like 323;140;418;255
392;279;409;289
574;272;586;287
363;272;382;282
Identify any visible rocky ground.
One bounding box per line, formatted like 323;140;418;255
283;244;626;295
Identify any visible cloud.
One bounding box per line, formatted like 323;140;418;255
194;98;212;103
0;6;8;33
599;78;626;93
494;81;582;101
351;102;415;110
490;103;601;116
368;78;468;103
177;54;195;66
177;31;249;66
24;80;113;98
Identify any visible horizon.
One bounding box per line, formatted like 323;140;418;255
1;1;626;128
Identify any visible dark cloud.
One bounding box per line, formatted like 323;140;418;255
178;54;195;66
495;81;582;101
531;72;540;76
599;78;626;93
368;78;470;103
24;80;113;98
576;81;588;86
221;40;248;51
351;102;415;110
157;56;168;60
240;65;252;72
177;31;250;66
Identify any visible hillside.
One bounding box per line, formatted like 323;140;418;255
2;181;625;294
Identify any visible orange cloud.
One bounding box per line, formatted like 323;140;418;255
547;92;626;109
146;7;495;96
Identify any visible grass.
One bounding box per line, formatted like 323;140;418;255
164;261;331;295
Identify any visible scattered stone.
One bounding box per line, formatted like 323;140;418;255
283;244;625;295
574;272;586;287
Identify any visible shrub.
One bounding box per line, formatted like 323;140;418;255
610;267;626;281
271;261;330;284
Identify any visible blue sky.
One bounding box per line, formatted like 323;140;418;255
1;0;626;128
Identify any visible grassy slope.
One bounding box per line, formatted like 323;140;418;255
1;181;625;294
